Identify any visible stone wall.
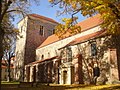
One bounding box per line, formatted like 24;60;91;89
71;35;119;84
24;17;57;65
25;34;120;84
36;26;101;61
15;15;57;81
35;26;102;84
15;17;28;81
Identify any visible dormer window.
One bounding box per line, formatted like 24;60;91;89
39;25;44;36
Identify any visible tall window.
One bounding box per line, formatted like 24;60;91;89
21;26;23;33
41;55;44;60
39;25;44;36
62;47;72;63
91;43;97;56
66;47;72;62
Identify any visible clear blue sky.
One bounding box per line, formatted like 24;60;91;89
13;0;86;27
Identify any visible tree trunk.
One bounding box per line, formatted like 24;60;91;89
0;0;2;89
0;28;4;90
113;35;120;80
7;57;11;82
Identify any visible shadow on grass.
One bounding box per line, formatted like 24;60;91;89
46;84;94;90
1;84;93;90
99;85;120;90
1;84;120;90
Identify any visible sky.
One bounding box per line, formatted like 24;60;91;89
14;0;86;27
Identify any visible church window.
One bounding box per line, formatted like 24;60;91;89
41;55;44;60
91;43;97;56
66;47;72;62
62;47;72;63
21;26;23;33
39;25;44;36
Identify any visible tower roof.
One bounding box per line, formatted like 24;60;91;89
29;14;58;24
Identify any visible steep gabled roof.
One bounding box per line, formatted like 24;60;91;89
29;14;59;24
38;14;103;48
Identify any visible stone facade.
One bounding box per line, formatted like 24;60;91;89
22;14;120;84
15;14;58;81
27;32;120;84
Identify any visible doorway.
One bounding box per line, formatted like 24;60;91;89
63;71;67;84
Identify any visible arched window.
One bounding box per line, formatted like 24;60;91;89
41;55;44;60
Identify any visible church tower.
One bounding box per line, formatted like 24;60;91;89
15;14;58;81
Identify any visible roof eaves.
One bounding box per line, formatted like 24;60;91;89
59;30;106;49
27;56;58;65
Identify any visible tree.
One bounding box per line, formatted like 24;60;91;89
0;0;39;88
49;0;120;36
2;14;17;82
49;0;120;81
55;17;81;38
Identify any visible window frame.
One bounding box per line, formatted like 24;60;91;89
39;25;44;36
91;43;97;56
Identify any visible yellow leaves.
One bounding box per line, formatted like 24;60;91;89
72;3;77;9
55;17;81;38
95;5;106;11
50;0;120;35
48;0;54;3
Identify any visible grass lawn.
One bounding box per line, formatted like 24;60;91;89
1;83;120;90
1;81;20;84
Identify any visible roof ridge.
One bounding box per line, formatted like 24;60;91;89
77;14;102;25
29;14;58;24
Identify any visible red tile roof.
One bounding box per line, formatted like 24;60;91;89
77;14;102;31
66;30;106;46
29;14;59;24
38;14;103;48
38;34;59;48
1;60;14;69
2;65;14;69
28;56;58;65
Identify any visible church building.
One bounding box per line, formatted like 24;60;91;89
15;14;120;84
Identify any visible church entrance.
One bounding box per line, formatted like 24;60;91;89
63;71;67;84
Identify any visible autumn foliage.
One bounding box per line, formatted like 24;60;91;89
49;0;120;36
